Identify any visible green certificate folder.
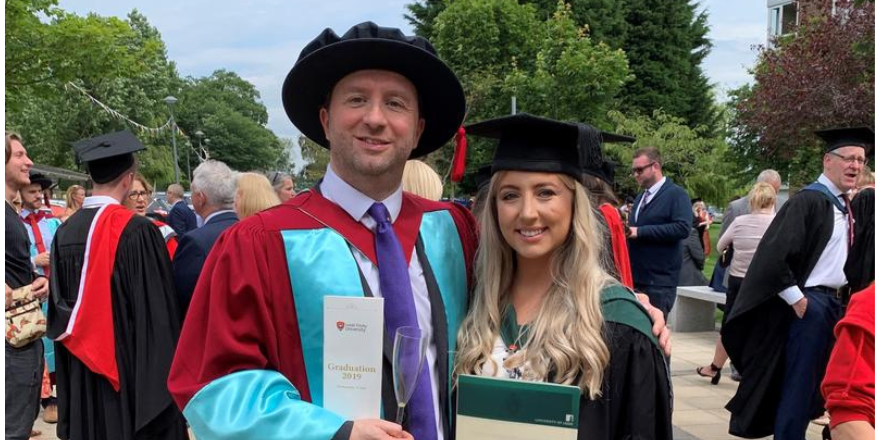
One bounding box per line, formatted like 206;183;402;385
456;374;580;440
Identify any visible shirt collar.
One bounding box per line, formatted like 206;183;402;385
204;209;235;224
82;195;120;209
320;164;403;223
19;208;34;219
646;176;666;196
818;173;847;198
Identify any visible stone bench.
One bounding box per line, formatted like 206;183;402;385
667;286;726;332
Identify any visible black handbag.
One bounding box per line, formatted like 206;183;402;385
719;245;734;268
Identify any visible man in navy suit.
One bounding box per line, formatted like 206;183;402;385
172;160;238;314
627;147;692;317
166;183;197;236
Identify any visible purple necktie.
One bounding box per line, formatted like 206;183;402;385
367;203;438;440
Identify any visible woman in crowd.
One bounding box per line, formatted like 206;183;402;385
60;184;85;222
123;174;178;257
693;200;713;257
679;217;709;286
401;159;443;201
267;171;295;203
455;113;672;440
235;172;280;220
697;182;776;383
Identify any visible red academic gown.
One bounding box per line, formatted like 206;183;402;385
168;190;477;439
599;203;634;288
821;283;875;429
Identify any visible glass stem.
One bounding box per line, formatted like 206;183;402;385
396;404;406;425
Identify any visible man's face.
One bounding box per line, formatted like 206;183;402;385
20;183;43;211
631;154;659;189
824;145;866;192
320;69;425;183
6;140;33;190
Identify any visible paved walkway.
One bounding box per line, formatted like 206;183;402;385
29;331;824;439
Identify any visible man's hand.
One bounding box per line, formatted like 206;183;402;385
31;276;49;300
34;251;50;267
831;421;874;440
792;297;808;319
636;293;672;356
351;420;413;440
628;227;638;238
5;284;12;309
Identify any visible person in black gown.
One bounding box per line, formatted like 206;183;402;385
454;114;672;440
46;131;188;440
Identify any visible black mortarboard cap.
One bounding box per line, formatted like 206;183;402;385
27;172;53;190
465;113;634;180
815;126;874;154
473;164;493;191
73;131;145;184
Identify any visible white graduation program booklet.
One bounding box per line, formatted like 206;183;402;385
323;296;384;420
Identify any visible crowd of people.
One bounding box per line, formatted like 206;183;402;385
4;20;874;440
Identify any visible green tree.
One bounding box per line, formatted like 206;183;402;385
170;69;283;174
297;136;330;189
618;0;717;131
428;0;630;195
606;110;738;207
6;6;181;186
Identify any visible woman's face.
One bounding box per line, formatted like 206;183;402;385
74;188;85;205
125;180;150;216
495;171;574;264
277;177;294;202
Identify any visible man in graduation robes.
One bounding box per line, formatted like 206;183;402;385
722;127;872;439
46;130;188;440
168;22;476;440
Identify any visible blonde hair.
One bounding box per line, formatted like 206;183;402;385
235;172;280;219
64;185;85;210
454;172;612;398
132;173;153;194
748;182;777;212
692;200;706;216
401;160;443;201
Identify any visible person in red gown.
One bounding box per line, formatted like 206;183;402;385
821;283;874;440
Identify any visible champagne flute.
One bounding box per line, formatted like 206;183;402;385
392;325;428;425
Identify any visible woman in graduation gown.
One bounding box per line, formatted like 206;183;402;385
454;113;672;440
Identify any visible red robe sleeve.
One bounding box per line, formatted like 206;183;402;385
600;203;634;288
167;218;308;409
822;283;875;429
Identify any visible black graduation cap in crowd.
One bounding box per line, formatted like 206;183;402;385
73;131;145;184
473;164;493;191
464;113;634;180
27;172;53;190
815;126;874;154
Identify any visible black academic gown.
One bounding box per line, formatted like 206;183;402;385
844;188;874;292
47;207;188;440
721;190;836;438
578;322;673;440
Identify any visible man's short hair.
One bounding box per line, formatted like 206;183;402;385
166;183;185;199
633;146;662;166
192;160;237;209
756;169;781;187
5;131;23;165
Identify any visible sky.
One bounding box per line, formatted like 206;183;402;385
58;0;769;141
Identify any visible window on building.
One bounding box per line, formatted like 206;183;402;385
769;1;798;37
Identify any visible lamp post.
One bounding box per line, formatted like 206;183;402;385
164;95;180;184
204;138;211;159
